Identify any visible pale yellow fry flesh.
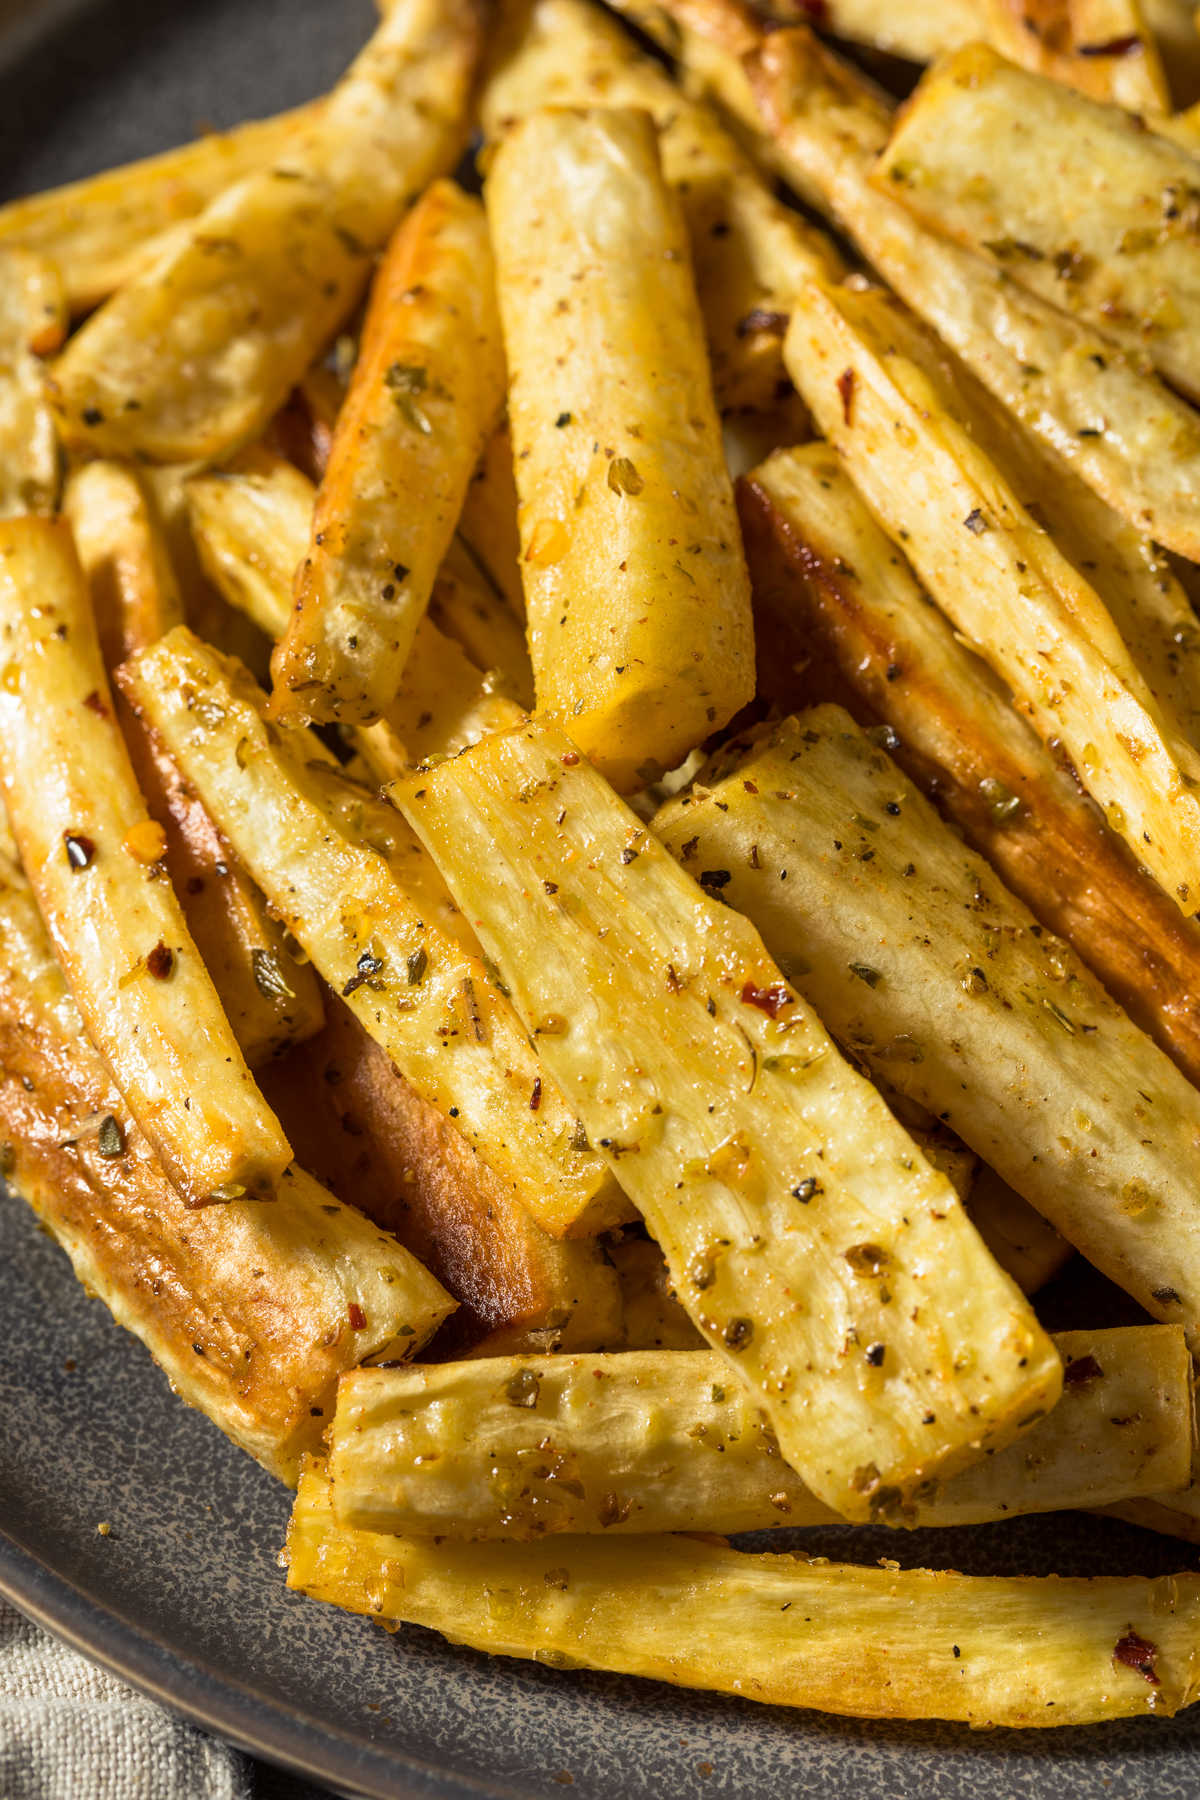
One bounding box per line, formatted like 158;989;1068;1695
784;280;1200;914
0;248;65;517
0;519;291;1207
481;0;843;416
427;539;534;709
619;4;1200;558
65;458;325;1068
185;447;315;642
876;46;1200;399
122;629;631;1240
398;720;1061;1521
50;0;485;464
658;708;1200;1339
329;1329;1190;1538
486;108;755;791
0;103;322;316
0;847;453;1483
288;1464;1200;1726
272;180;506;727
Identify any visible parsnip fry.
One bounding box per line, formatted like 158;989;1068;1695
51;0;485;463
185;451;525;774
486;108;755;791
398;720;1060;1520
607;1236;705;1350
981;0;1168;111
330;1329;1189;1538
456;425;526;623
0;248;65;517
123;629;631;1240
0;103;322;316
877;47;1200;398
272;181;506;727
784;280;1200;912
289;1465;1200;1726
739;442;1200;1085
427;539;534;710
0;850;453;1484
261;996;624;1358
65;459;325;1067
0;520;290;1206
622;5;1200;558
657;708;1200;1338
481;0;843;415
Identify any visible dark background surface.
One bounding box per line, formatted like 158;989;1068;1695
1;2;1200;1796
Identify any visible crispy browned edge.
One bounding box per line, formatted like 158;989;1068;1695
259;995;617;1357
737;475;1200;1085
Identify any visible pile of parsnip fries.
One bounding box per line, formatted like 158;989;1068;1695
9;0;1200;1734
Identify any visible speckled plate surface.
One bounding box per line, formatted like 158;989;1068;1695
3;4;1200;1796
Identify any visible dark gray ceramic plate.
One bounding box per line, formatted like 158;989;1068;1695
3;4;1200;1795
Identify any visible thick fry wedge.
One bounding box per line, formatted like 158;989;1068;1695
271;182;506;727
486;108;755;791
329;1328;1189;1538
481;0;843;416
122;629;630;1239
981;0;1168;110
51;0;485;464
0;520;291;1205
261;995;623;1358
288;1464;1200;1725
398;720;1060;1520
658;709;1200;1338
0;248;65;517
739;442;1200;1084
877;47;1200;398
0;103;322;316
65;459;325;1067
784;280;1200;912
0;849;453;1483
622;4;1200;558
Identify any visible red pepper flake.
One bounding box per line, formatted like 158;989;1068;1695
348;1302;367;1331
561;750;580;766
837;367;855;426
146;940;174;980
1078;33;1140;53
1063;1353;1104;1388
82;690;107;716
530;1076;542;1112
1113;1630;1159;1683
741;980;792;1018
63;832;96;870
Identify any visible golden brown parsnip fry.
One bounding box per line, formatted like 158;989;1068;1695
427;539;534;708
329;1328;1189;1538
625;5;1200;558
51;0;485;464
65;459;325;1068
123;629;631;1240
0;104;322;316
877;47;1200;397
982;0;1168;110
271;181;506;727
0;248;64;517
357;627;525;778
967;1167;1072;1297
784;280;1200;913
0;520;291;1206
399;720;1060;1520
261;996;623;1359
289;1463;1200;1725
456;426;526;622
739;443;1200;1086
0;850;453;1482
481;0;843;416
658;708;1200;1337
486;108;755;791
